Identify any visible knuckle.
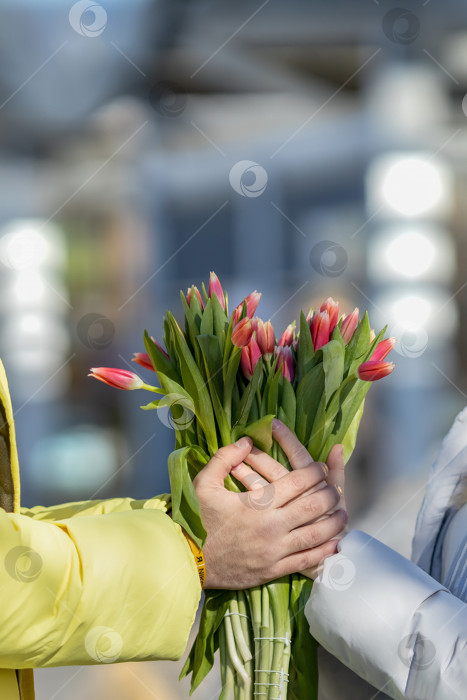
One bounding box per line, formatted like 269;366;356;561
293;527;317;552
300;496;320;520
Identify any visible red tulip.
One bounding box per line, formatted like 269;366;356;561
341;308;359;344
278;322;295;347
256;319;275;357
231;317;254;348
370;337;396;362
320;298;339;335
275;345;295;383
241;337;262;379
89;367;144;390
208;271;225;311
186;285;204;310
358;361;394;382
132;352;155;371
310;310;331;351
232;291;262;325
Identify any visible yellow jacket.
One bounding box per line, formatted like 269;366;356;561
0;361;202;699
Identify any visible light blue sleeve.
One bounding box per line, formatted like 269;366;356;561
305;530;467;700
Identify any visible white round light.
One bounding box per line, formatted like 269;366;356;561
382;158;443;217
386;231;435;278
392;295;431;328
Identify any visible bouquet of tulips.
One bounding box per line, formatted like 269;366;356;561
90;272;394;700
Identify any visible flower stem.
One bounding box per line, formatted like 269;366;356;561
225;612;249;685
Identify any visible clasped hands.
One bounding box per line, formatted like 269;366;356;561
194;418;347;589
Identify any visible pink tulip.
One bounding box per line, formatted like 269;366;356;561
186;285;204;310
320;297;339;335
231;317;254;348
256;319;275;357
132;352;155;371
232;291;262;325
341;308;359;344
89;367;144;390
358;361;394;382
310;310;331;351
208;271;225;311
241;337;262;379
278;322;295;347
275;345;295;383
370;337;396;362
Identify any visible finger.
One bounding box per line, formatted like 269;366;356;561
272;419;314;469
325;444;346;509
272;463;328;508
272;539;339;580
281;485;340;530
284;509;348;556
231;461;269;490
244;446;289;482
194;438;253;488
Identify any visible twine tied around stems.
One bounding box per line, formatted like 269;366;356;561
224;612;250;619
253;669;290;699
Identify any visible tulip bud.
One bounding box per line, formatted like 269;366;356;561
320;297;339;335
370;337;396;362
232;290;262;325
231;317;254;348
341;308;359;344
89;367;144;390
256;319;275;357
208;271;225;311
275;345;295;383
310;310;331;351
132;353;155;372
358;360;394;382
241;337;262;379
186;285;204;310
278;322;295;347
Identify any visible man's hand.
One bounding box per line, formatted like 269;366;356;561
194;432;347;589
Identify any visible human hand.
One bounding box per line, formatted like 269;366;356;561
230;419;347;579
194;434;347;589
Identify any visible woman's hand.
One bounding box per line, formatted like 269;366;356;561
193;433;347;589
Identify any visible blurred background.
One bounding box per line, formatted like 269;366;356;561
1;0;467;697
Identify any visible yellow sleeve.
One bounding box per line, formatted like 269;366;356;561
0;505;201;669
20;494;171;520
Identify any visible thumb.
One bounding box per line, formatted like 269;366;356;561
326;444;346;506
195;438;253;489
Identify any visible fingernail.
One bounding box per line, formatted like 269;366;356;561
235;437;251;449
